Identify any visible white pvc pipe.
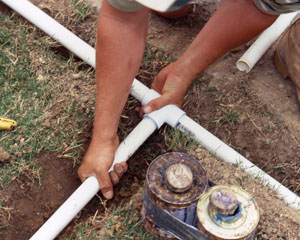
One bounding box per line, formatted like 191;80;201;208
30;118;157;240
3;0;299;239
0;0;149;99
30;177;99;240
109;117;157;171
177;116;300;210
237;11;299;73
131;79;151;102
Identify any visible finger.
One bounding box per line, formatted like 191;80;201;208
142;93;175;114
114;163;124;177
135;106;141;113
77;166;89;183
109;171;120;186
135;101;141;113
120;162;128;172
96;170;114;199
152;72;167;93
135;106;144;118
114;162;128;178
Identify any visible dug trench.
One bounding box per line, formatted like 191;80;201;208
1;0;300;239
0;123;167;240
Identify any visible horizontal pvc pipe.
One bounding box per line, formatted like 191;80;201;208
177;115;300;210
131;79;151;102
30;118;157;240
237;12;298;73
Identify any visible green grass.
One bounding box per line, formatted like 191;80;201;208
163;127;197;152
140;44;173;81
64;192;159;240
64;224;98;240
211;107;240;131
0;12;95;188
71;0;92;22
101;206;158;240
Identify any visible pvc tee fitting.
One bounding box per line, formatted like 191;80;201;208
141;89;186;129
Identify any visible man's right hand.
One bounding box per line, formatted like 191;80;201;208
77;136;128;199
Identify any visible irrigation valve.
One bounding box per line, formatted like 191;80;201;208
0;118;17;130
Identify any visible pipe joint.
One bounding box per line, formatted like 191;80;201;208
145;104;186;129
140;88;186;128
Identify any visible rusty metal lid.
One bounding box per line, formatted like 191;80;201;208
146;152;208;205
209;187;238;215
197;185;260;239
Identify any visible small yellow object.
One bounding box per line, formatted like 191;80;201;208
0;118;17;130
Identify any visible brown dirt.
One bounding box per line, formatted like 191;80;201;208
0;154;81;240
1;0;300;239
0;147;10;163
147;2;300;192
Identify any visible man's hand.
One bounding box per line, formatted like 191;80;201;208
77;136;128;199
137;0;278;118
140;61;194;115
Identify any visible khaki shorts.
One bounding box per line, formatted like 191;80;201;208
107;0;202;12
107;0;144;12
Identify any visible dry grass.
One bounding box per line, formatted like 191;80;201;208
0;9;96;187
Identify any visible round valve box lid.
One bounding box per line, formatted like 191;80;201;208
197;185;260;239
146;152;208;205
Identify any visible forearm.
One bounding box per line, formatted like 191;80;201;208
178;0;278;83
92;1;149;144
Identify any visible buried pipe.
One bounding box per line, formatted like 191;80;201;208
1;0;299;239
236;11;299;73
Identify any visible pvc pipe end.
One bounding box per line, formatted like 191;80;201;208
236;61;250;73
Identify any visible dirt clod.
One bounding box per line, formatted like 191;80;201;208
0;147;10;163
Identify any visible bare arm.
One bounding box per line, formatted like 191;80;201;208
143;0;278;113
78;0;149;199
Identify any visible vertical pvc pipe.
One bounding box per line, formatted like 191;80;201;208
30;118;157;240
177;115;300;210
109;117;157;171
237;11;299;73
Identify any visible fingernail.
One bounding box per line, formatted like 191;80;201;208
104;190;113;199
143;105;151;114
